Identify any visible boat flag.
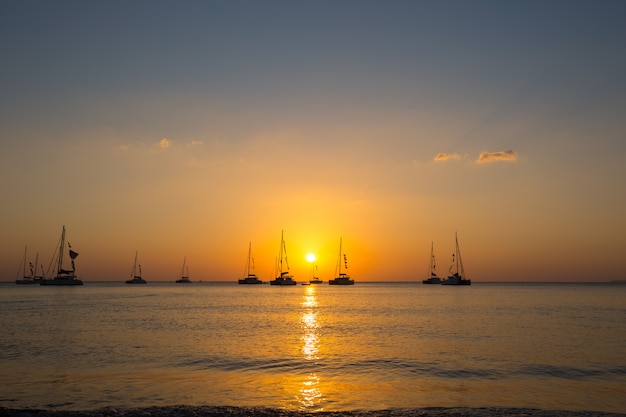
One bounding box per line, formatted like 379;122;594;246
69;250;79;259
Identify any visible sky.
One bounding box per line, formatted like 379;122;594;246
1;0;625;282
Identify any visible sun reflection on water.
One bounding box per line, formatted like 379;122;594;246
298;285;324;410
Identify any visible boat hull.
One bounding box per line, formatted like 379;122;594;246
270;277;296;285
126;278;147;284
442;276;471;285
422;278;441;284
239;278;263;284
329;278;354;285
40;276;83;286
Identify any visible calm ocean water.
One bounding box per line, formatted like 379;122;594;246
0;282;624;414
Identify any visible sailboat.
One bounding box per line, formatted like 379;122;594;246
176;257;192;283
15;245;39;284
442;232;471;286
422;241;441;284
126;252;147;284
269;231;296;285
329;237;354;285
239;242;263;284
40;226;83;285
309;263;323;284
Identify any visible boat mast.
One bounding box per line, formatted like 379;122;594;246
247;242;252;276
428;241;436;277
132;251;138;278
57;226;66;275
336;237;343;276
279;231;284;275
180;256;187;278
23;245;28;278
456;232;465;279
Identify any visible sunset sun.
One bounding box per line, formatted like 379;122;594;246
306;253;316;263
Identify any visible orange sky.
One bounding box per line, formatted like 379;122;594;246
1;2;625;282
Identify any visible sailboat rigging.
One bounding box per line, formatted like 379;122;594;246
15;245;40;284
239;242;263;284
329;237;354;285
126;251;147;284
176;257;192;283
441;232;471;286
309;263;323;284
422;241;441;284
40;226;83;285
270;231;296;285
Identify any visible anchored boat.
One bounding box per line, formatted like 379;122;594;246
329;237;354;285
176;257;192;283
442;232;471;286
270;231;296;286
422;241;441;284
126;252;147;284
40;226;83;286
239;242;262;284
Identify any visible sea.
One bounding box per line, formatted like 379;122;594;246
1;282;625;416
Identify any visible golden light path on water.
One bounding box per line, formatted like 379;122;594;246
298;285;323;410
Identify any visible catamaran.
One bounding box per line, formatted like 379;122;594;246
239;242;263;284
442;232;471;286
329;237;354;285
176;257;192;283
40;226;83;285
270;231;296;285
126;252;147;284
422;241;441;284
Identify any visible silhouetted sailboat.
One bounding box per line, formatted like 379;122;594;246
270;231;296;286
329;237;354;285
40;226;83;286
442;232;471;286
15;245;39;284
309;263;323;284
126;252;147;284
239;242;262;284
176;257;192;283
422;241;441;284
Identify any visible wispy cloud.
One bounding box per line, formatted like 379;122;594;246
476;150;517;164
434;152;462;162
155;137;171;149
191;140;204;146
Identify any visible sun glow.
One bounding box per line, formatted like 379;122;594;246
306;253;316;263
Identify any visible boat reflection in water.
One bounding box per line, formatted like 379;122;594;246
298;285;323;410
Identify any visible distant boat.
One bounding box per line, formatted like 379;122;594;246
239;242;263;284
270;231;296;286
441;232;471;286
126;252;147;284
422;241;441;284
329;237;354;285
40;226;83;286
15;245;43;285
176;257;192;283
309;263;323;285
